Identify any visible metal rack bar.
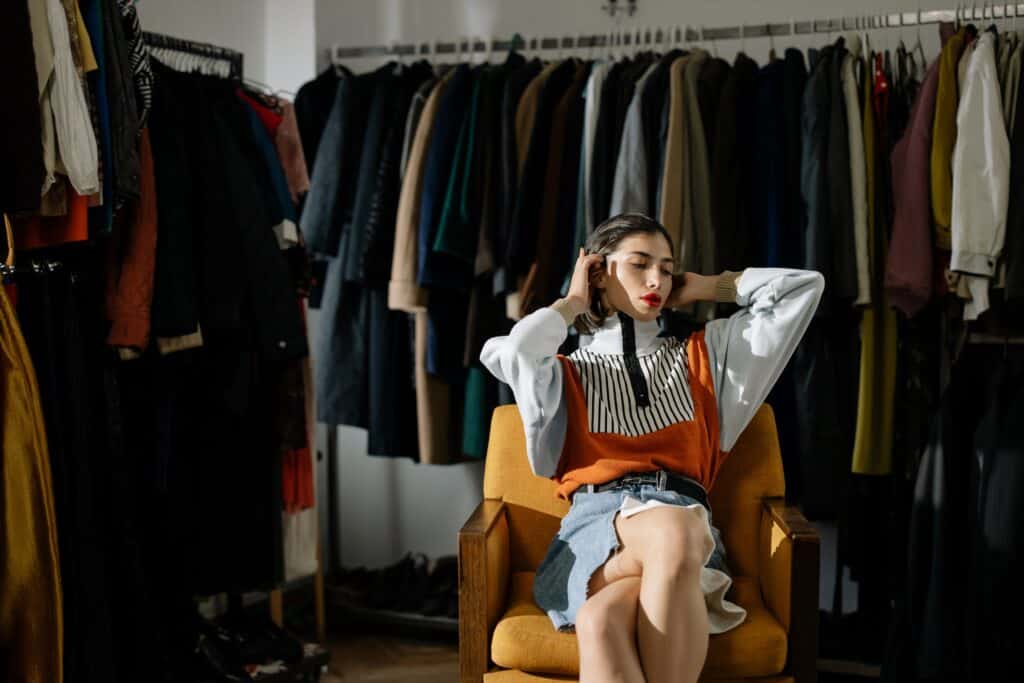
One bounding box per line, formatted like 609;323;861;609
330;4;1023;61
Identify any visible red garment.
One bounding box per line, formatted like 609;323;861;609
105;129;159;351
282;447;315;513
237;89;284;136
282;300;315;512
15;181;88;250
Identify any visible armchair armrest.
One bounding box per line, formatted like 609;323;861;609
459;498;511;683
759;497;820;683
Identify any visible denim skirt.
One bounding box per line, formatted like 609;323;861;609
532;484;747;633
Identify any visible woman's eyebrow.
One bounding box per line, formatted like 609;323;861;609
626;251;675;263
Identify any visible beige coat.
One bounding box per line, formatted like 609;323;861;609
388;70;453;313
658;55;691;258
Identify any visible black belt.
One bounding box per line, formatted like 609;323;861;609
579;471;710;511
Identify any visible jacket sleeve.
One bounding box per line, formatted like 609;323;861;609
951;33;1010;320
480;307;569;478
704;268;824;452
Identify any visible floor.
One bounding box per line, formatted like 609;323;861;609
322;628;458;682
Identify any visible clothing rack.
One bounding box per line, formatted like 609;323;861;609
330;4;1024;61
0;259;62;279
143;31;244;80
140;29;327;644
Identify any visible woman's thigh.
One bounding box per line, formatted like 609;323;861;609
577;575;642;637
588;506;708;596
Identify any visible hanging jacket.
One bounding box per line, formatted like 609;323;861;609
713;53;759;274
294;66;345;177
801;45;835;310
389;70;453;313
683;50;716;310
951;31;1010;321
840;37;870;305
827;39;859;304
931;28;969;250
752;59;785;268
610;62;660;215
659;54;692;257
0;286;64;683
781;48;809;269
886;60;941;317
697;57;732;170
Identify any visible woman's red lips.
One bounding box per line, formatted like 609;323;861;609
641;294;662;305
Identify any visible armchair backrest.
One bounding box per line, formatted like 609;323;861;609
482;404;785;578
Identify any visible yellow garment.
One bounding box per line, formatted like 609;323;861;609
851;59;898;476
931;29;967;250
74;1;97;73
0;286;64;683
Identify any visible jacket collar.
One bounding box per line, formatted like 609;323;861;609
579;313;663;356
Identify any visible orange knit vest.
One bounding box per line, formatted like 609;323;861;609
552;330;725;500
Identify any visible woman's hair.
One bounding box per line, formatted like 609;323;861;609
574;213;676;335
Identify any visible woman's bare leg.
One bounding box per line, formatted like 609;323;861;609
589;507;713;683
575;576;644;683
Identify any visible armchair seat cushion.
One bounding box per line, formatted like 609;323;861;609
491;572;787;679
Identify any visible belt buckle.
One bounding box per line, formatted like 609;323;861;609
621;474;647;488
656;470;667;491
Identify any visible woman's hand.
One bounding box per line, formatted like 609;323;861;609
663;272;716;310
556;248;606;319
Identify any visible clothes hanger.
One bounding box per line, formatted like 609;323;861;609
3;214;14;272
911;5;926;66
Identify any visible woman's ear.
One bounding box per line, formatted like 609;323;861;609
590;256;609;288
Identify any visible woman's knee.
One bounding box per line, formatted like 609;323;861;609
637;509;709;575
575;587;638;643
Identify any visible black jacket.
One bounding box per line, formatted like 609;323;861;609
294;66;345;175
505;59;576;279
800;45;834;311
781;49;809;268
826;39;858;304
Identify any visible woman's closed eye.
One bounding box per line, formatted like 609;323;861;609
630;261;672;277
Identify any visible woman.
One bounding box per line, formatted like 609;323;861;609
480;213;823;683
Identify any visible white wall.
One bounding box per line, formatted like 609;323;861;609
136;0;317;94
137;0;269;82
265;0;317;95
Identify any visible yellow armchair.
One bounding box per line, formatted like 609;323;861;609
459;404;819;683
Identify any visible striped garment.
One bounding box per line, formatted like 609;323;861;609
569;337;694;437
118;0;152;131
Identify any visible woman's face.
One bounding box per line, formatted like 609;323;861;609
597;232;675;322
